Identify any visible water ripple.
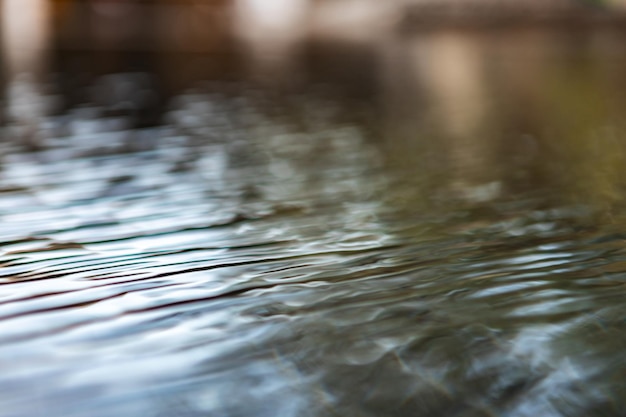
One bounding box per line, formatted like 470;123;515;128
0;90;625;417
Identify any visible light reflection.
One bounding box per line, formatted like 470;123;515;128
236;0;308;34
1;0;49;74
381;29;502;202
233;0;310;84
415;32;498;196
310;0;396;43
410;32;487;139
607;0;626;8
1;0;50;145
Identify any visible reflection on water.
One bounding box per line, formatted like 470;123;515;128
1;3;626;417
1;0;49;73
1;0;51;146
234;0;309;84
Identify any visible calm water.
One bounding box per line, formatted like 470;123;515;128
1;5;626;417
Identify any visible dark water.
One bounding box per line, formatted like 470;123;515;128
1;5;626;417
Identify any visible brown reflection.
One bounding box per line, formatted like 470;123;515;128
155;0;235;94
50;0;236;104
156;0;232;53
90;0;147;49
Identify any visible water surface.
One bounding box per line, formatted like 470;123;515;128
1;7;626;417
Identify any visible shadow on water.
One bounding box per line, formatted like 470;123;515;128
1;2;626;417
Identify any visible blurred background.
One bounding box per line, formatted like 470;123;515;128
3;0;626;206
